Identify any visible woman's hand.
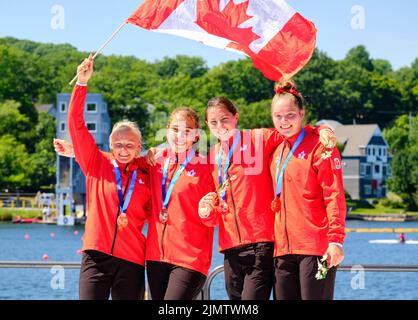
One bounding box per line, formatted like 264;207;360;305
325;244;344;268
77;54;94;84
145;148;163;166
53;138;75;158
198;192;218;219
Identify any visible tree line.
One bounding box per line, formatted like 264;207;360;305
0;36;417;206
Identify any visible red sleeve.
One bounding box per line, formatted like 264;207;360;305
313;146;346;245
255;128;284;158
68;85;102;175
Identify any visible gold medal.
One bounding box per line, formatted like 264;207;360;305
271;197;281;212
117;213;128;231
159;208;168;223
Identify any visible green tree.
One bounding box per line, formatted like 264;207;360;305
27;113;57;191
0;100;35;150
0;135;31;190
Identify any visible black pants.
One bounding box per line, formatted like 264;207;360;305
79;250;145;300
273;254;337;300
223;242;274;300
146;261;207;300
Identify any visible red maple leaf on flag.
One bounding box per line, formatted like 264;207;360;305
195;0;260;47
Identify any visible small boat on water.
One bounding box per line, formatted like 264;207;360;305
369;239;418;245
12;217;42;224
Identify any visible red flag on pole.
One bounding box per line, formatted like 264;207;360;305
127;0;316;81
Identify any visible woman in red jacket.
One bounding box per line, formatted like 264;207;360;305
198;97;336;300
269;80;346;300
144;107;215;300
67;57;151;300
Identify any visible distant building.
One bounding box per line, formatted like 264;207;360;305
35;104;56;118
55;92;110;225
317;120;391;200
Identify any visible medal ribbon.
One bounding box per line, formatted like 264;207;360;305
162;149;196;210
111;160;137;214
274;128;305;197
217;132;241;201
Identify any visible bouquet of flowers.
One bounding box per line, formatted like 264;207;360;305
315;255;329;280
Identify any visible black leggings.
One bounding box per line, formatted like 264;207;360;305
223;242;274;300
273;254;337;300
146;261;206;300
79;250;145;300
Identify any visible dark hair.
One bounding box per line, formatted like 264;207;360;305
168;107;201;129
272;80;305;110
205;97;238;120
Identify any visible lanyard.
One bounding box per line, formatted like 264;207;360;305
274;128;305;197
217;132;241;200
111;160;137;214
162;149;196;209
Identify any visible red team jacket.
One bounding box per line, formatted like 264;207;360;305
202;129;283;252
269;125;346;257
144;149;215;276
69;85;151;266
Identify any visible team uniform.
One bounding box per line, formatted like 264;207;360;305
269;125;346;300
69;85;151;300
145;149;215;300
201;128;283;300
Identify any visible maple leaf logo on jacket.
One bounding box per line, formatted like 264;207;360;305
196;0;260;47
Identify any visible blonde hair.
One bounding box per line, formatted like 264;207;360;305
109;120;142;146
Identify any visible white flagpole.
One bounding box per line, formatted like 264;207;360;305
69;21;128;86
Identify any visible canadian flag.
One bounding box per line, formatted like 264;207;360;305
127;0;316;81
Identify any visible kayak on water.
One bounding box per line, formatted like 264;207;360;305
369;239;418;244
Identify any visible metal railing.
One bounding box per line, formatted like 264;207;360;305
2;261;418;300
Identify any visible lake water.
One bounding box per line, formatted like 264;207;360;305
1;220;418;300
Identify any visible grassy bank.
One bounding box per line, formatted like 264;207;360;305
350;208;418;216
0;208;42;222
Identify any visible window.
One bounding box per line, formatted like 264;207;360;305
60;122;66;132
60;102;67;113
383;165;387;176
372;148;375;156
374;165;380;174
364;185;372;195
86;103;97;113
361;164;371;176
383;148;387;156
378;148;382;156
86;122;97;132
367;148;370;156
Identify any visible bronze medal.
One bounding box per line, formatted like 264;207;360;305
159;208;168;223
271;197;281;212
117;213;128;231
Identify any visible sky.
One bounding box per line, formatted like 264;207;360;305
0;0;417;70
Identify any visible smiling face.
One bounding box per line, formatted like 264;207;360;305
206;106;239;142
167;113;199;154
271;96;305;138
110;129;141;164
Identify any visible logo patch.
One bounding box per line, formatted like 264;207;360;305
240;144;248;152
334;158;342;170
297;151;306;160
138;178;145;185
187;169;196;177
